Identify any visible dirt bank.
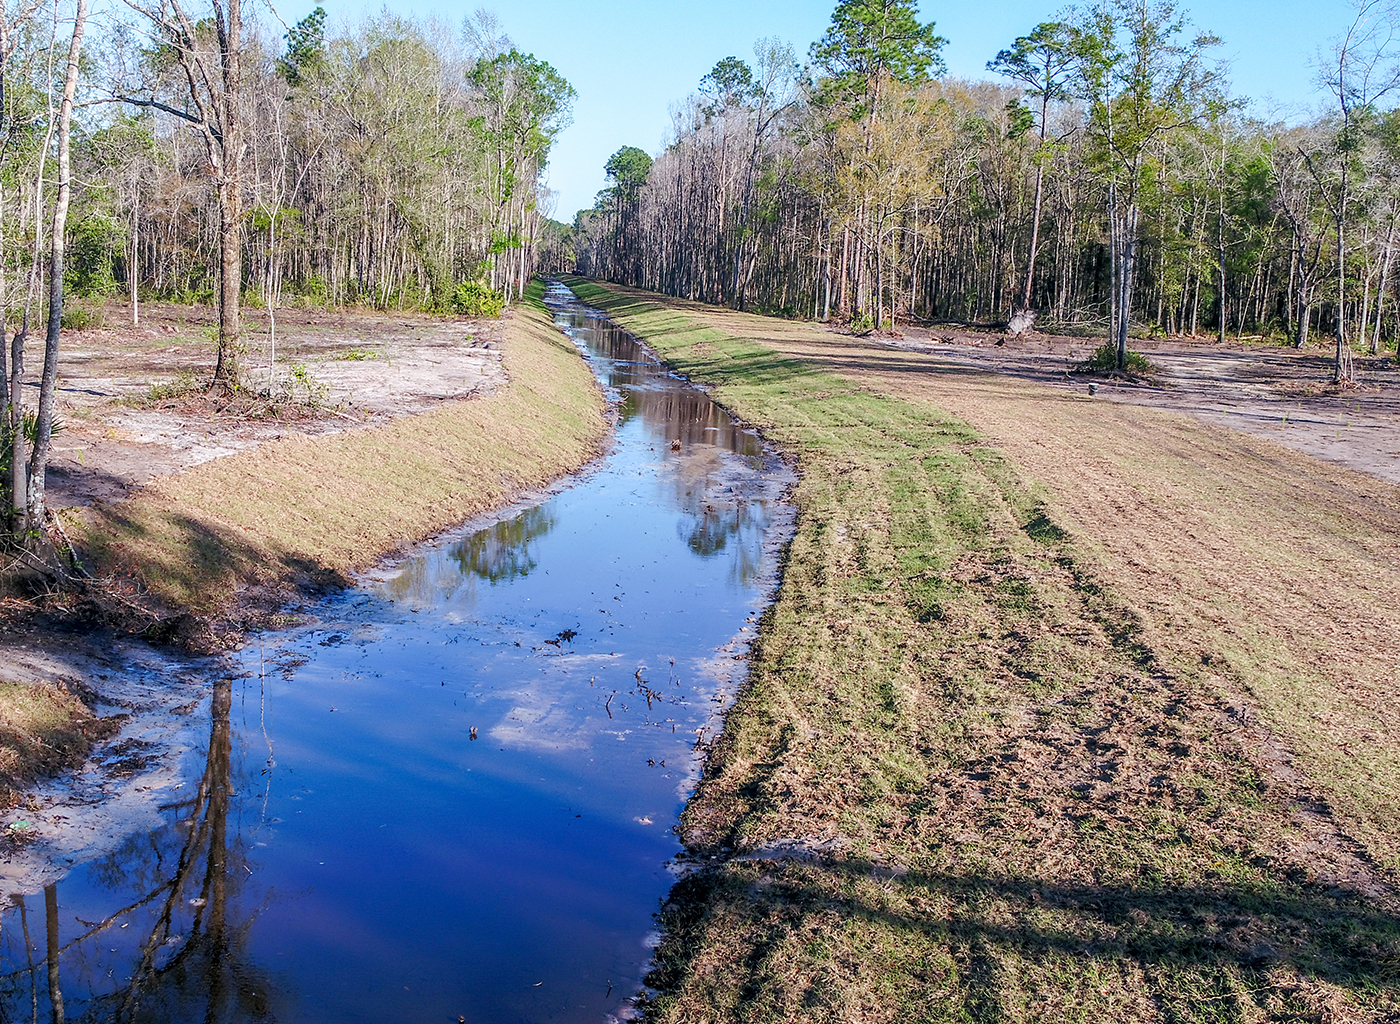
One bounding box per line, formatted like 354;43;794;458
565;279;1400;1023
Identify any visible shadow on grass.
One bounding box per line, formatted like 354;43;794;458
80;499;344;636
649;860;1400;1017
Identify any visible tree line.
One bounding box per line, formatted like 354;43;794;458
572;0;1399;381
2;2;572;540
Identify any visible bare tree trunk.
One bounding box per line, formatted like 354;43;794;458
129;186;138;327
1335;169;1348;381
1020;97;1049;312
1217;195;1227;344
26;0;85;517
9;324;22;520
1116;204;1139;369
1372;215;1395;355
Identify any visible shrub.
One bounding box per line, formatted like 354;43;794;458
1075;342;1156;375
450;281;504;318
60;303;103;330
277;363;330;408
847;312;876;336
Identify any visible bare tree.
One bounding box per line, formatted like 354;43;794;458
120;0;244;390
1313;0;1400;379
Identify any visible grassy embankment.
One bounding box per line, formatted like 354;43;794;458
0;285;606;808
73;282;606;633
563;277;1400;1022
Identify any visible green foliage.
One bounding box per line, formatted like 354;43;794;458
66;212;125;298
469;49;577;166
1078;0;1224;191
810;0;947;108
279;7;327;86
292;275;330;309
699;56;757;114
987;20;1079;103
279;364;330;407
450;281;505;318
60;303;103;330
337;348;378;361
1076;342;1156;374
604;146;652;192
1003;98;1035;140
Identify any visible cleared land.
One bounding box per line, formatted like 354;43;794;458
564;278;1400;1023
38;300;509;508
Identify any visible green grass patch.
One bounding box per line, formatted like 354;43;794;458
1075;341;1158;375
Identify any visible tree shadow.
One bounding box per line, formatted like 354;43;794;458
650;858;1400;1015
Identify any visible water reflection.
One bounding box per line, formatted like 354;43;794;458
451;507;556;583
385;506;558;608
1;678;280;1023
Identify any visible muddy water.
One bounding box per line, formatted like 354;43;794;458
0;283;792;1023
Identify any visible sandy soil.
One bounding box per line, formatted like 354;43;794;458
31;301;506;507
888;325;1400;484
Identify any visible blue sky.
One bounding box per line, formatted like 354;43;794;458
288;0;1354;219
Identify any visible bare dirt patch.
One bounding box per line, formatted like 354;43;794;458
33;300;506;507
888;325;1400;484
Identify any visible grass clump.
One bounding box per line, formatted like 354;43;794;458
142;370;205;403
59;303;103;330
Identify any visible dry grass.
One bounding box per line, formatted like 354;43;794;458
0;681;117;809
565;278;1400;1023
73;292;607;632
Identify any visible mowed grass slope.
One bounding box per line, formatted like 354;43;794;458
564;278;1400;1023
76;287;607;624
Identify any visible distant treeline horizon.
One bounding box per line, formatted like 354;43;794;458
547;0;1395;377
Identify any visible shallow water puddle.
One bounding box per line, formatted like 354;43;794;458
0;283;793;1023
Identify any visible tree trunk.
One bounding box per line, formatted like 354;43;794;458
1334;170;1347;381
129;187;139;327
1021;103;1048;312
1116;204;1139;370
212;0;242;389
1372;216;1395;355
9;325;23;521
26;0;86;517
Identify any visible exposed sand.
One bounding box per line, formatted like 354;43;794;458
29;303;507;507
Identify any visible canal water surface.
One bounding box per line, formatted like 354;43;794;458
0;283;793;1023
